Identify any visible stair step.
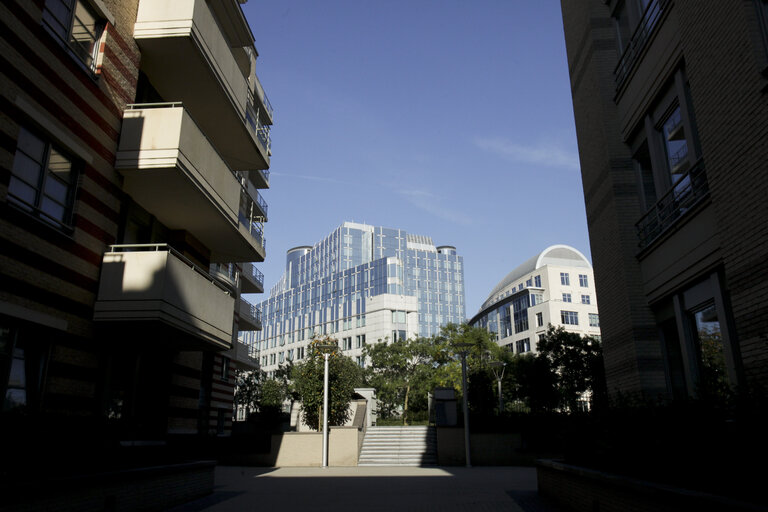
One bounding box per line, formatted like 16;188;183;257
358;426;437;467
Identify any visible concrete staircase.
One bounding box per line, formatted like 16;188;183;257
358;426;437;466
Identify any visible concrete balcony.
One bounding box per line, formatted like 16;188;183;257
134;0;270;171
226;340;259;371
238;297;262;331
115;104;265;263
94;245;234;350
240;262;264;294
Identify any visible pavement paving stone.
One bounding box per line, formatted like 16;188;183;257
166;466;568;512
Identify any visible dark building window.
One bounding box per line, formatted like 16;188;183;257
8;126;79;230
561;311;579;325
43;0;106;72
513;295;530;333
634;69;708;247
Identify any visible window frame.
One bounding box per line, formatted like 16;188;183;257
42;0;109;75
561;310;579;325
8;125;80;232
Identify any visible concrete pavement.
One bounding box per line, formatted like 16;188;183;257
167;465;567;512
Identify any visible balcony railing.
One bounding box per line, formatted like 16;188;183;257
239;187;266;250
94;243;234;348
614;0;669;90
239;297;262;331
210;261;238;289
246;90;272;155
233;170;268;219
636;161;709;249
242;262;264;288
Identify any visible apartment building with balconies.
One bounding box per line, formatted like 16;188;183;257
0;0;272;464
469;245;601;354
560;0;768;400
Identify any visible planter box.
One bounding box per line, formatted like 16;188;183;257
5;461;215;512
536;459;762;512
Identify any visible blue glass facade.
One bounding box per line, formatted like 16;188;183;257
244;222;465;368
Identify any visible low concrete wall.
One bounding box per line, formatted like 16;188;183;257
248;427;360;467
536;459;762;512
436;428;525;466
5;461;215;512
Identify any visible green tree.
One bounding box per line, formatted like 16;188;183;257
536;326;605;412
363;336;434;424
292;336;362;430
234;369;261;419
506;352;560;413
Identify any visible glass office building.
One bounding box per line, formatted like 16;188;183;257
243;221;465;372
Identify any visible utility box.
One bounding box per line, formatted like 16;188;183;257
432;387;457;427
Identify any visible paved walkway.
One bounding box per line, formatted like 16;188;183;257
167;466;567;512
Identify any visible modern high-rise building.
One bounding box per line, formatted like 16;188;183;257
245;222;466;372
0;0;271;450
469;245;601;354
561;0;768;399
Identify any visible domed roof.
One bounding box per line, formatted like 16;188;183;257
480;245;591;310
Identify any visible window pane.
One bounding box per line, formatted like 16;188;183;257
11;153;44;187
43;0;73;41
693;305;729;396
663;106;689;183
47;148;72;182
8;179;37;207
71;0;102;66
41;197;66;222
44;176;69;204
17;127;46;162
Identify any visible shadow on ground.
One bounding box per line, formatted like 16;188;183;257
166;466;569;512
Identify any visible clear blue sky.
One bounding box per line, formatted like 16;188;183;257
241;1;590;316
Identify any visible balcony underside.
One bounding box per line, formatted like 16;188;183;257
240;278;264;294
94;249;235;351
121;166;264;263
227;341;258;370
134;26;269;172
240;262;264;294
116;107;265;263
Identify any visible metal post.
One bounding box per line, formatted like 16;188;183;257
460;352;471;468
497;378;503;413
322;352;330;468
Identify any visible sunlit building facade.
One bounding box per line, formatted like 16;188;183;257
469;245;601;353
246;222;465;372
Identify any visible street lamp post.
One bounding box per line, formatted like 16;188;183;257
454;342;474;468
488;361;506;414
316;342;336;468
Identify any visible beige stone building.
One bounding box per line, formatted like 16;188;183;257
470;245;601;353
560;0;768;399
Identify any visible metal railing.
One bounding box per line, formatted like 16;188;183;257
210;262;238;290
238;188;266;250
242;262;265;288
635;161;709;249
232;170;268;219
246;90;272;155
614;0;669;90
125;102;182;110
105;244;231;294
240;297;262;327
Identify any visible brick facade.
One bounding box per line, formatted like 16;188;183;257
561;0;768;398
